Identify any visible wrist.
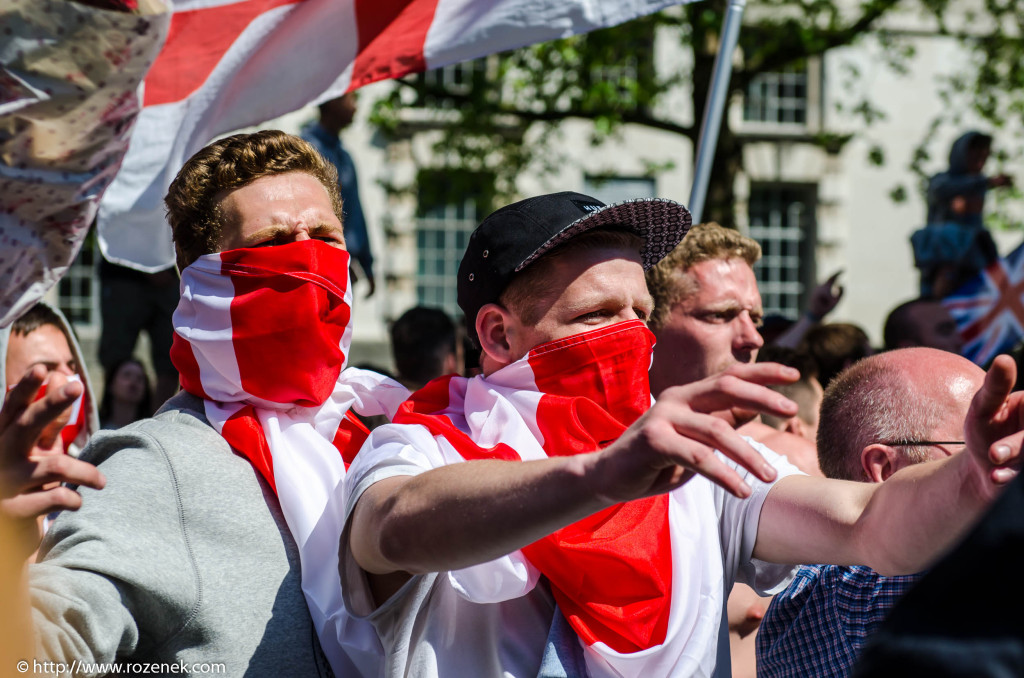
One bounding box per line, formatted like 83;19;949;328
804;310;823;323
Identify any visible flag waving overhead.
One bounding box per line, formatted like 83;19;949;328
97;0;690;271
944;240;1024;366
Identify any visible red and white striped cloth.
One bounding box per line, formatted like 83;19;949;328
170;240;409;677
96;0;692;271
368;319;716;677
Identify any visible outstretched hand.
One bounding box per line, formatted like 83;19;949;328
964;354;1024;489
808;270;843;320
0;366;105;558
591;362;799;503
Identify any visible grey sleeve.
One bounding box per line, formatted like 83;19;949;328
29;429;199;670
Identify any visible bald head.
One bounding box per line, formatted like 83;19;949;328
817;348;982;482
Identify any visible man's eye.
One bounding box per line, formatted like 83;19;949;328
697;311;730;323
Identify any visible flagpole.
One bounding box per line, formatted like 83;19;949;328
688;0;748;224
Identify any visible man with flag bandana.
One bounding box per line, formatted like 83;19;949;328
343;191;1024;678
8;130;408;677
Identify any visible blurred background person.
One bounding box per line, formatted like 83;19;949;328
98;256;180;410
883;297;964;354
799;322;873;389
301;93;376;297
98;358;153;430
389;306;460;391
914;131;1014;298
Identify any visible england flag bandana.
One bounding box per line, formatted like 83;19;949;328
390;319;700;677
170;239;409;677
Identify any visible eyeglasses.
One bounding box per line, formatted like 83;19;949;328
876;440;965;447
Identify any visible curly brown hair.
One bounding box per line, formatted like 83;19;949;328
645;222;761;330
164;130;342;271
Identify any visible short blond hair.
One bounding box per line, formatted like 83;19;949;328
164;130;342;271
645;222;761;330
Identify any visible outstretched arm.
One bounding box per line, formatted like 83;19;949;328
753;355;1022;575
349;362;800;576
1;366;106;559
773;270;843;349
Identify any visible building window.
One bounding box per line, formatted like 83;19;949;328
58;231;99;330
748;184;817;319
582;176;657;204
412;59;489;107
414;171;493;319
744;64;808;125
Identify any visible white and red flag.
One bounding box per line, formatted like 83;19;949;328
96;0;690;271
170;240;409;677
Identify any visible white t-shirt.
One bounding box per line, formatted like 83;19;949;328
342;423;802;678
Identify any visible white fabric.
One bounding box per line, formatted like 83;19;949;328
342;362;803;678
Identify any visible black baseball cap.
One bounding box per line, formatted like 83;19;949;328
457;191;692;338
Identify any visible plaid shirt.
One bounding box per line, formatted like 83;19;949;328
756;565;922;677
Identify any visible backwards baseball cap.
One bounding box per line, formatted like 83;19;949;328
457;191;692;338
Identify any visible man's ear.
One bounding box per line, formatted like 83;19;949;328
783;416;806;439
476;303;516;370
861;444;898;483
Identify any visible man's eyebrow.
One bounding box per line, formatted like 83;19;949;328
240;225;289;244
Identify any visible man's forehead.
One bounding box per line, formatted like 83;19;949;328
683;258;762;304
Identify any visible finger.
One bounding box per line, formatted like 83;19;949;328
988;429;1024;467
992;467;1018;484
0;485;85;521
972;355;1016;423
825;270;843;286
0;365;48;431
669;365;799;418
667;408;777;487
5;455;105;496
13;378;82;455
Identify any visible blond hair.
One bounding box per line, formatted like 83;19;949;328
645;222;761;330
164;130;342;271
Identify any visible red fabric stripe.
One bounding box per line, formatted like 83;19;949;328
349;0;439;90
170;332;210;400
393;376;521;462
335;410;371;469
523;322;672;653
221;404;278;492
220;244;350;406
522;496;672;652
144;0;303;106
523;392;672;653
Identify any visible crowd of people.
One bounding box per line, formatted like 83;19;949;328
2;128;1023;678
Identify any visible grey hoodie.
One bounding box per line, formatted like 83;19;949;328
30;392;334;677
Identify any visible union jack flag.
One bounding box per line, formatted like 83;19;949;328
944;241;1024;366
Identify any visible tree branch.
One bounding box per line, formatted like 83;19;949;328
744;0;904;75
